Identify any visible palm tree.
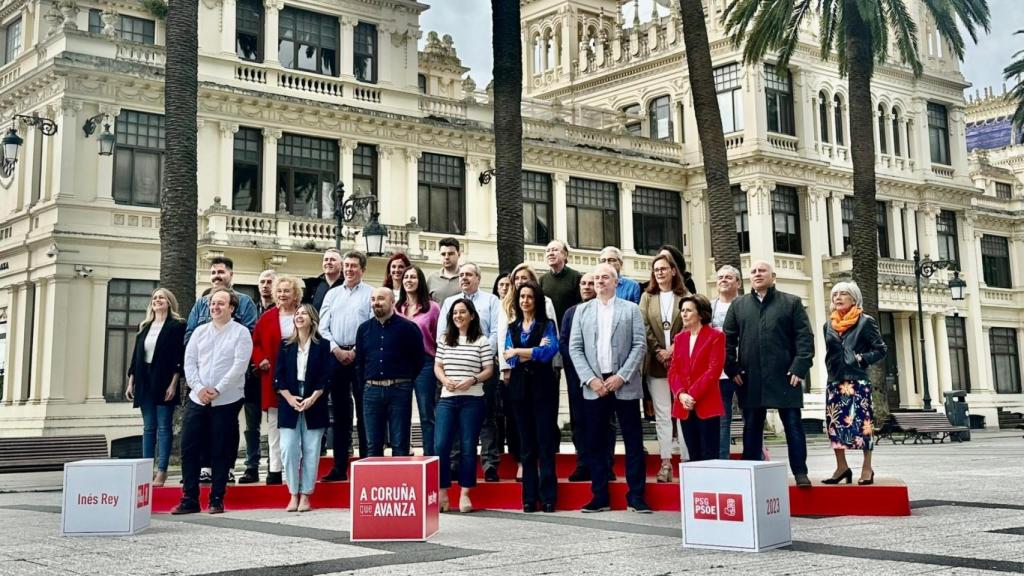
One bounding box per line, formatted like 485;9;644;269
723;0;990;418
161;0;200;313
678;0;742;273
491;0;524;274
1005;30;1024;134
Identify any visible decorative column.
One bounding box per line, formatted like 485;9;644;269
340;16;357;79
27;279;47;403
94;107;119;204
376;146;397;225
1;285;19;405
910;98;931;175
1009;232;1024;287
51;99;81;199
261;129;281;214
40;277;69;403
618;182;635;254
339;139;356;201
405;148;420;225
744;64;766;146
85;278;108;403
933;313;952;396
872;107;882;156
263;0;282;65
889;201;906;259
917;203;940;259
895;313;917;408
683;189;708;292
903;203;918;257
219;122;238;209
828;191;846;256
883;111;895;157
552;173;569;243
805;186;830;393
378;26;393;84
741;179;774;265
8;283;33;404
19;116;40;207
957;211;987;394
221;0;237;55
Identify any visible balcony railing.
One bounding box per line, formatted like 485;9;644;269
981;287;1023;307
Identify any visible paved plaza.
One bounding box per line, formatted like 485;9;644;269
1;431;1022;576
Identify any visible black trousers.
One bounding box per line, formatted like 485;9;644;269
680;412;721;462
180;398;244;504
511;385;559;507
584;394;645;506
329;360;365;471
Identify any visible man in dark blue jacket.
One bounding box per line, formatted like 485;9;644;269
355;288;425;457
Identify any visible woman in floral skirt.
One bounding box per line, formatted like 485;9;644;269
822;281;887;485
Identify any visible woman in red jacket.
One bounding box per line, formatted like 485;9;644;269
668;294;726;461
252;275;303;485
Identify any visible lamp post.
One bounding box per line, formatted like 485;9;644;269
82;113;115;156
913;249;966;410
334;182;388;256
2;114;59;177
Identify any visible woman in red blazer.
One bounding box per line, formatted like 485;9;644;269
668;294;726;461
251;275;303;485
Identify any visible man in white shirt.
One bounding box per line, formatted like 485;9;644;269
171;288;252;515
437;263;502;480
568;264;649;513
711;265;741;459
318;251;373;481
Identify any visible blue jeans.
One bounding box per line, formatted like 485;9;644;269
140;403;175;471
434;395;486;488
718;378;735;459
363;381;414;457
742;407;807;475
280;414;324;495
413;357;436;456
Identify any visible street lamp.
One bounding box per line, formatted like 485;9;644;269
83;113;115;156
2;114;59;177
913;249;966;410
334;182;388;256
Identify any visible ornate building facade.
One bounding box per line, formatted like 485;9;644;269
0;0;1020;440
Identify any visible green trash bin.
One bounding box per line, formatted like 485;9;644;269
943;390;971;441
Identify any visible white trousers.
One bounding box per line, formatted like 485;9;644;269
267;407;282;473
648;376;686;461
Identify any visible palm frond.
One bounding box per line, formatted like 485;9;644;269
722;0;815;68
880;0;922;76
722;0;763;50
1005;30;1024;132
920;0;990;62
775;0;813;71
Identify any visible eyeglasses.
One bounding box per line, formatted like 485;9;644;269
599;258;620;264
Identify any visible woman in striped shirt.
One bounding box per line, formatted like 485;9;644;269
433;298;494;513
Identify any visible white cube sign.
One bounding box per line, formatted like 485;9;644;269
62;459;153;536
679;460;791;552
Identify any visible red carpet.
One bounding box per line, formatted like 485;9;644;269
153;454;909;516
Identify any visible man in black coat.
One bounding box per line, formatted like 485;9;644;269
724;260;815;486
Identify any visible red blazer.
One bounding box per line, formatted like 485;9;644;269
252;307;284;411
668;325;726;420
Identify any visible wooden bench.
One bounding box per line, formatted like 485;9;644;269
0;435;109;473
884;412;968;444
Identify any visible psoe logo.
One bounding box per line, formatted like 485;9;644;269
692;492;718;520
717;493;744;522
136;483;150;508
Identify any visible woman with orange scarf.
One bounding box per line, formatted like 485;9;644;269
822;282;887;485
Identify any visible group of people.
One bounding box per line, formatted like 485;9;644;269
126;236;887;516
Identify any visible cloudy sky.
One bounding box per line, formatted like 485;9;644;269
419;0;1023;97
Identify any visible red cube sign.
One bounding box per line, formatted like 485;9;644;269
349;456;439;541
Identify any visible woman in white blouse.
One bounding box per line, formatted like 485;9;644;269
274;304;332;512
639;254;690;482
434;298;494;513
126;288;186;487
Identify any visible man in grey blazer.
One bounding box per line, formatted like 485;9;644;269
569;263;651;513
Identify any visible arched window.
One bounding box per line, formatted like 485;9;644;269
818;91;830;143
648;95;672;140
892;108;902;156
877;104;887;154
554;28;562;67
533;33;542;72
833;94;845;145
544;29;556;70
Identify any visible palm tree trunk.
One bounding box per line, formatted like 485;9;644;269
161;0;199;313
491;0;524;274
845;3;888;419
678;0;740;273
